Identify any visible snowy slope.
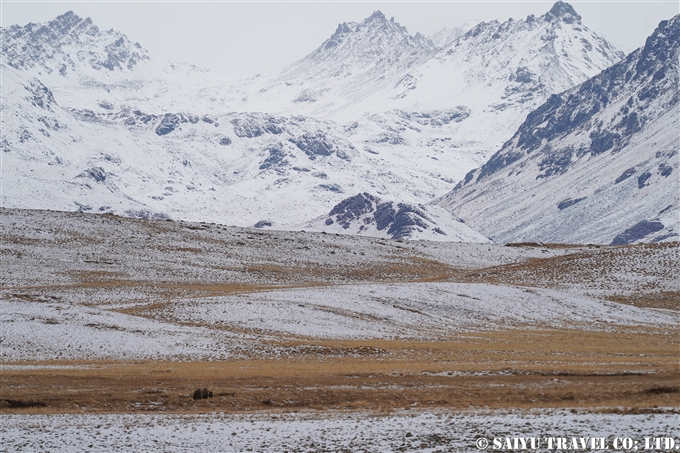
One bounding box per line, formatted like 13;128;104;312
436;15;680;244
1;67;474;227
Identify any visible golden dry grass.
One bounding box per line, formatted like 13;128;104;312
2;328;677;415
606;291;680;311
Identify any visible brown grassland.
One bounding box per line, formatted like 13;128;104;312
2;328;678;414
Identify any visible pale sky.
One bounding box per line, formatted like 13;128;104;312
2;1;678;77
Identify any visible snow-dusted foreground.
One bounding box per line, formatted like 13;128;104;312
3;281;676;361
2;410;677;452
2;208;678;361
0;298;255;362
167;283;678;340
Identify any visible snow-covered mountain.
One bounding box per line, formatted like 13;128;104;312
240;2;624;151
1;3;639;242
2;11;151;77
0;11;241;114
436;15;679;244
2;61;475;228
279;11;436;82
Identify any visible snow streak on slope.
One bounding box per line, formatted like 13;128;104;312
164;283;676;340
437;15;679;244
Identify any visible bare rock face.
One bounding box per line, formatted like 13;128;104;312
611;220;665;245
155;113;199;136
289;131;354;161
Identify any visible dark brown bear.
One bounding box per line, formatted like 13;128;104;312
193;388;214;400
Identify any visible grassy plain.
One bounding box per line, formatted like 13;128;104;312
2;328;677;414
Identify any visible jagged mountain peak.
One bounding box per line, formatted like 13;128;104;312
460;1;585;42
1;10;150;76
545;1;582;23
435;2;625;107
44;10;85;31
323;9;425;49
9;10;98;46
366;10;388;22
278;10;434;81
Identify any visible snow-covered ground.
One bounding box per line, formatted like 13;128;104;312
0;298;256;362
2;409;678;452
5;280;676;362
164;283;678;340
1;208;677;361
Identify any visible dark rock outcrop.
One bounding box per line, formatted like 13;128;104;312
325;192;439;239
231;114;284;138
611;220;665;245
77;167;107;183
557;197;586;210
290;131;353;161
259;144;288;170
328;192;379;229
155;113;181;136
155;113;199;136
